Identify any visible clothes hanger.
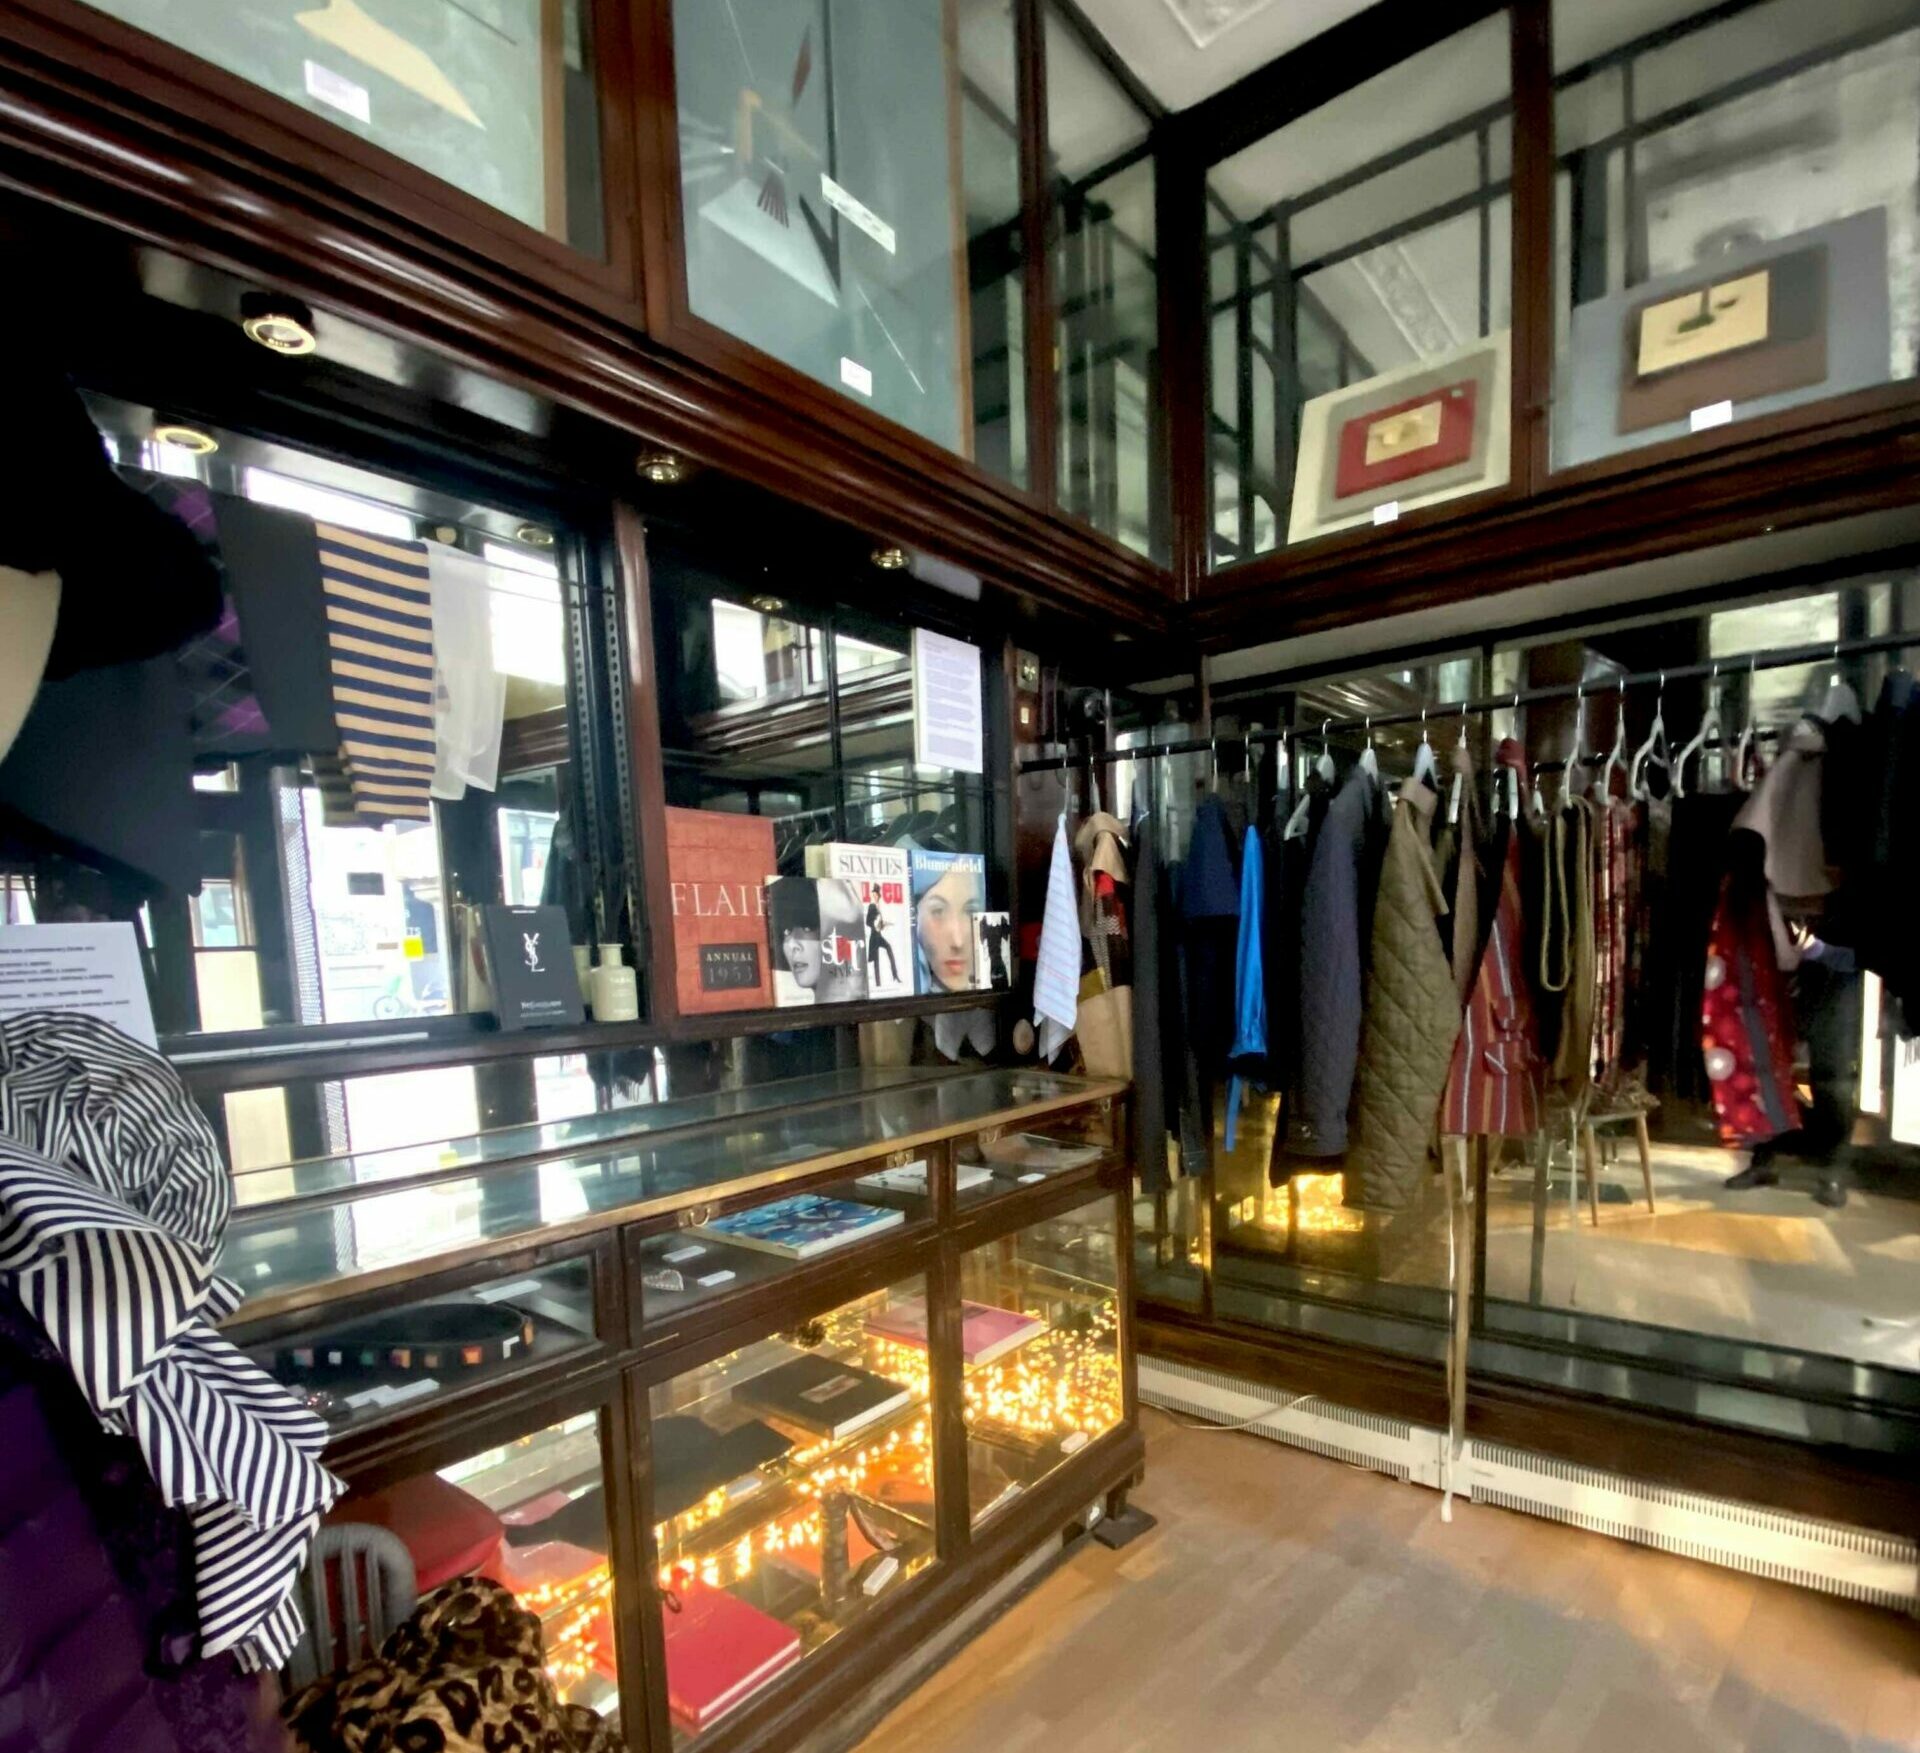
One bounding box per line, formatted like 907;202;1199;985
1358;716;1379;781
1285;721;1331;839
1733;655;1761;791
1412;706;1438;787
1630;673;1671;801
1561;689;1590;802
1598;677;1628;801
1448;700;1470;826
1673;662;1724;799
1495;691;1522;818
1316;719;1336;784
1818;641;1862;725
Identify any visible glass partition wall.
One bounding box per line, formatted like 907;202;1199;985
1154;569;1920;1466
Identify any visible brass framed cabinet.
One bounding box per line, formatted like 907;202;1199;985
222;1065;1141;1753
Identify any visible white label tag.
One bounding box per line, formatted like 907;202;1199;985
821;175;897;254
840;356;874;397
1372;501;1401;526
304;60;371;124
662;1244;705;1264
1018;1172;1046;1185
344;1378;438;1411
695;1269;737;1288
474;1277;543;1304
1690;400;1733;432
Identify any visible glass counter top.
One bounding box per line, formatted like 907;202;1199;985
221;1069;1120;1323
230;1065;965;1212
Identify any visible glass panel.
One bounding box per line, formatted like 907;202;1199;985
77;0;606;253
650;1277;935;1741
1207;14;1513;564
635;1166;934;1327
0;396;616;1046
1133;1174;1204;1309
958;1196;1124;1523
1047;9;1163;560
673;0;1022;472
221;1067;1103;1301
329;1409;618;1716
247;1255;598;1435
952;1102;1116;1212
1551;0;1920;470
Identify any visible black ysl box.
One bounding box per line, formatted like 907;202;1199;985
481;903;585;1031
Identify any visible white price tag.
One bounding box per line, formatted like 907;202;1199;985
304;60;371;124
344;1378;438;1411
1689;400;1733;432
695;1269;737;1288
840;356;874;397
1372;501;1401;526
1018;1172;1046;1185
662;1244;706;1263
474;1278;543;1304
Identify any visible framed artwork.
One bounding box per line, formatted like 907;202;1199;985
1617;245;1827;432
1287;332;1510;546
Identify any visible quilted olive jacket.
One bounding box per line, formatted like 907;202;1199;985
1348;781;1463;1211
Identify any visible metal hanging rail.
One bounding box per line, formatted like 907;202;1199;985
1017;627;1920;773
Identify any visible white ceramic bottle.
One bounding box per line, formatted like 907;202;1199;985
590;942;639;1021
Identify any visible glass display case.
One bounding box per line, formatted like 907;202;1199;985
329;1407;621;1719
647;1277;938;1740
957;1196;1124;1524
1551;0;1920;472
669;0;1024;472
1205;12;1514;564
245;1250;605;1437
952;1101;1117;1213
73;0;607;253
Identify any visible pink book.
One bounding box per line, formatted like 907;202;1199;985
661;1580;803;1730
865;1297;1045;1367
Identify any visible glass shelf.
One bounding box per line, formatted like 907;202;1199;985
221;1069;1112;1310
247;1254;599;1436
648;1279;937;1742
329;1409;619;1720
952;1106;1117;1214
957;1197;1124;1526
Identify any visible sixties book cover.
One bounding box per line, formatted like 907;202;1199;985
804;842;911;998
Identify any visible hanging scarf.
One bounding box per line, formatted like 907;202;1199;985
0;1012;340;1670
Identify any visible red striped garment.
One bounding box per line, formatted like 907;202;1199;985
1441;741;1544;1139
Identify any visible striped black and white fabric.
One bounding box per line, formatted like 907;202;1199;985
0;1011;341;1671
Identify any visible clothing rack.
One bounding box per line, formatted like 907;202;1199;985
1017;628;1919;772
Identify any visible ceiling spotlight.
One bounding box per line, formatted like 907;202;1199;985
871;545;909;571
153;423;219;455
636;451;686;485
431;524;459;544
747;594;786;615
514;522;555;548
239;292;317;355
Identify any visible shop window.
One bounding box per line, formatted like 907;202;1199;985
1551;0;1920;470
1046;7;1165;561
75;0;607;253
1206;13;1514;565
670;0;1026;479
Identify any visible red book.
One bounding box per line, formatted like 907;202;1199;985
666;807;776;1014
865;1297;1045;1366
660;1580;803;1730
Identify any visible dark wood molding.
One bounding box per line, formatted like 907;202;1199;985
1016;0;1060;515
1140;1315;1920;1538
1509;0;1554;497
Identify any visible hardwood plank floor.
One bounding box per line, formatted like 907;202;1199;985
855;1408;1920;1753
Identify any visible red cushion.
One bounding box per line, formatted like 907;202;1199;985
328;1473;503;1592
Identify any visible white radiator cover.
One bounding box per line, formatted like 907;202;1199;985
1140;1356;1920;1611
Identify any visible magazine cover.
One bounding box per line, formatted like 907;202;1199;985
689;1194;904;1259
865;1297;1045;1366
973;909;1013;992
665;807;774;1014
908;848;986;994
765;876;869;1007
804;842;911;998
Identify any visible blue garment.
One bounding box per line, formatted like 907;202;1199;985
1225;825;1267;1150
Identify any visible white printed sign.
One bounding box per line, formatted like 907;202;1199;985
912;628;984;775
0;923;157;1048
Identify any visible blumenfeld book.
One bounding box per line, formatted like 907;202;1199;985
908;847;986;995
804;842;911;999
665;807;774;1014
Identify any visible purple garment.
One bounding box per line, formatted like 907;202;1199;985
0;1294;287;1753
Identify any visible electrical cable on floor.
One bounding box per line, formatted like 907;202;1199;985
1143;1392;1319;1432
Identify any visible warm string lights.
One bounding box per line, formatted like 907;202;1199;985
1271;1171;1367;1235
960;1300;1122;1449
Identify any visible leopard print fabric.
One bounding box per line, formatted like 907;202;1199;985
284;1578;624;1753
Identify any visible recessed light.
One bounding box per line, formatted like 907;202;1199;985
432;524;460;544
871;545;909;571
514;523;555;548
153;423;219;455
636;451;686;485
239;293;317;355
747;594;786;615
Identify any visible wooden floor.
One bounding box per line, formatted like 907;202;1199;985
854;1409;1920;1753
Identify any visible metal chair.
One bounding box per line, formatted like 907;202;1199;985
281;1522;418;1692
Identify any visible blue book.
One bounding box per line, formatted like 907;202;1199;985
688;1194;905;1260
908;848;987;995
